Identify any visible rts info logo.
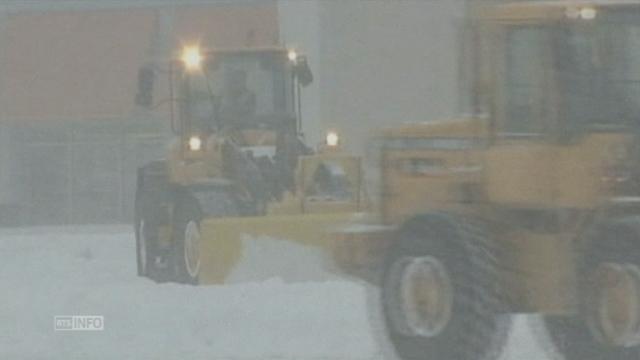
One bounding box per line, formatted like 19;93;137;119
54;316;104;331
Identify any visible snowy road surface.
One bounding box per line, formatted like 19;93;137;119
0;226;550;360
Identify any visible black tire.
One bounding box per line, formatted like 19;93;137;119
134;162;171;282
135;213;173;282
537;218;640;360
134;189;145;276
171;197;203;285
377;213;510;360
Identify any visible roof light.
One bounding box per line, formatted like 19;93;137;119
326;131;339;147
182;46;202;72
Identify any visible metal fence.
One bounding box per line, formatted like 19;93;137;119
12;119;166;226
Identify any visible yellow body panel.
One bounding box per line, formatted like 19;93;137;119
485;143;556;207
383;149;481;224
379;118;485;224
486;133;631;208
379;118;487;139
554;133;632;208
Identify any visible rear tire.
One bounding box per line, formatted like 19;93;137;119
536;218;640;360
377;214;510;360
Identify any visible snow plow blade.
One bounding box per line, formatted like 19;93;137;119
328;223;395;283
197;212;366;284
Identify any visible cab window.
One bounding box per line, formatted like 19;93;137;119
503;27;548;135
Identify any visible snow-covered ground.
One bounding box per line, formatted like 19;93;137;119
0;226;549;360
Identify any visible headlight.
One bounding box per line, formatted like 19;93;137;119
188;136;202;151
182;46;202;72
580;7;597;20
566;6;597;20
326;131;339;147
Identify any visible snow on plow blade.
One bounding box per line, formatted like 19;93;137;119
197;212;369;284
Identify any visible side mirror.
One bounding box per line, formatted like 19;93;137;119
135;65;155;108
294;56;313;87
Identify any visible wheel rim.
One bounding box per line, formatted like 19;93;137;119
388;255;454;338
138;220;147;273
184;220;201;278
586;262;640;347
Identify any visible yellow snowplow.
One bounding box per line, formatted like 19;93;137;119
133;46;367;285
328;2;640;360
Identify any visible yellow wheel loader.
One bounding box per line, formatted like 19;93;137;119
331;2;640;360
133;46;367;285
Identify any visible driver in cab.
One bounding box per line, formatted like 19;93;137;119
216;69;256;136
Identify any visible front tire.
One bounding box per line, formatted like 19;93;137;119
377;214;510;360
172;198;203;285
134;218;149;276
134;162;171;282
536;218;640;360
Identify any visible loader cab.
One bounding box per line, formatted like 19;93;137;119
474;2;640;208
176;47;311;148
495;5;640;139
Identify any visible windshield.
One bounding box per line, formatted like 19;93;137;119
555;10;640;129
504;10;640;134
185;51;292;133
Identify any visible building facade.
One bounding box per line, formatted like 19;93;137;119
0;1;279;225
